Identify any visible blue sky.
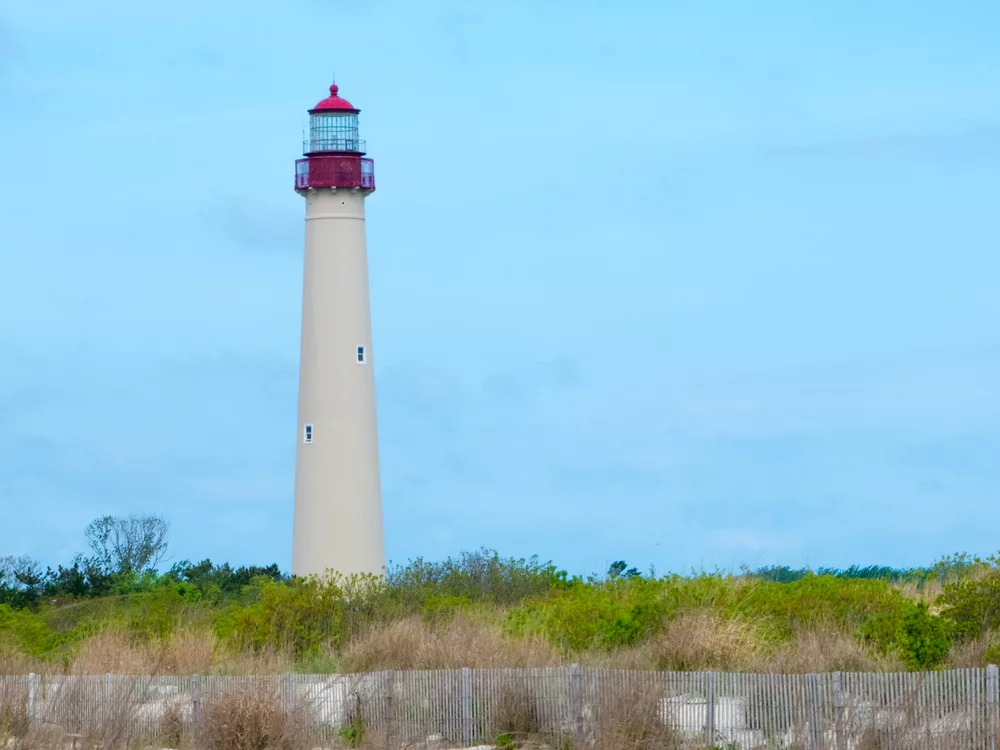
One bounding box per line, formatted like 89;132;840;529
1;0;999;576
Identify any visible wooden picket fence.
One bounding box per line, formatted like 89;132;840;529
2;666;999;749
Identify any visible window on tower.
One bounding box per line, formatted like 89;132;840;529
303;424;313;444
356;345;367;364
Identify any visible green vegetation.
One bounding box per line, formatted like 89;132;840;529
3;517;1000;674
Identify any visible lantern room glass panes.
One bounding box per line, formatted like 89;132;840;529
308;113;362;153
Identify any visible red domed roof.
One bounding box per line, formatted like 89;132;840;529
310;84;359;113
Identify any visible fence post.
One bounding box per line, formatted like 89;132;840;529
706;672;717;746
192;673;202;741
988;664;998;750
384;670;396;750
103;673;112;731
284;673;295;711
806;673;822;750
461;667;473;744
27;673;38;729
833;672;844;750
570;664;583;743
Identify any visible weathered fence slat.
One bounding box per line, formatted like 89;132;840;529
4;666;1000;748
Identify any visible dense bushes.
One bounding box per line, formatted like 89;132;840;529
733;576;910;636
860;601;952;670
939;570;1000;640
506;576;685;650
7;528;1000;673
386;549;567;608
0;605;66;657
214;576;351;656
504;574;918;653
212;551;564;658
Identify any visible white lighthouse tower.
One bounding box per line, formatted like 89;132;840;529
291;82;385;579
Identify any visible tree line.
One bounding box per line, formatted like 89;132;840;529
0;514;285;609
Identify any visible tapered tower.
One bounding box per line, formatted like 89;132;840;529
291;82;385;578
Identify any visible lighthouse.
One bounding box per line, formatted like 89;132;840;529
291;82;386;579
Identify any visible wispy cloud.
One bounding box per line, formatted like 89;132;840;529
481;373;530;403
892;432;1000;486
0;18;21;90
189;474;291;504
479;358;582;404
705;528;793;552
760;123;1000;160
548;462;663;493
541;356;582;388
378;366;465;439
198;196;300;254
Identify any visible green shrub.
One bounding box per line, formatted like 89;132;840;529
124;584;203;639
731;575;910;638
214;576;346;656
337;717;366;748
984;643;1000;665
50;582;206;644
0;604;66;656
387;549;566;611
939;571;1000;640
505;577;671;651
505;573;922;653
897;603;951;669
419;594;474;624
7;535;1000;674
860;601;951;670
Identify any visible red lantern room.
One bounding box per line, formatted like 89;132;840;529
295;83;375;192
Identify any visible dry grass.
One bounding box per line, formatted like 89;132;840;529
200;686;316;750
1;599;978;685
159;702;187;749
895;578;945;609
600;615;902;675
69;630;307;677
592;678;679;750
488;676;546;746
0;679;29;741
14;673;156;750
340;614;559;672
342;610;912;676
643;611;761;672
946;629;1000;669
69;631;156;674
1;675;317;750
479;673;681;750
764;625;904;674
160;629;217;674
3;628;282;681
0;647;46;678
68;629;217;676
210;645;297;676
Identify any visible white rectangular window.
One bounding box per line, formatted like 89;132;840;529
356;345;367;364
303;424;313;444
